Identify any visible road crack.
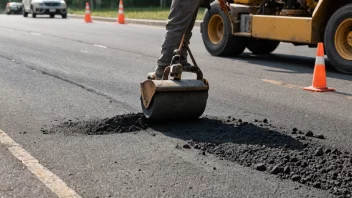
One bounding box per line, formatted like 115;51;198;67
0;54;136;112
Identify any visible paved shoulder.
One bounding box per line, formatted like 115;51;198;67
0;145;56;198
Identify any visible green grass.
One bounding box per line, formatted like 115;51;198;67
68;7;205;20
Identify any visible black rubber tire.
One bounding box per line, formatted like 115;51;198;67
62;13;67;19
201;1;247;57
31;7;36;18
50;13;55;18
23;5;28;17
324;3;352;74
247;38;280;55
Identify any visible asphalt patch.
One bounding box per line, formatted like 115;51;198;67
183;117;352;198
45;113;148;135
44;114;352;197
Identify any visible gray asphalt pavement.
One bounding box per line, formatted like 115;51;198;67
0;14;351;198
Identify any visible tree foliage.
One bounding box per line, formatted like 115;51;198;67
66;0;173;9
1;0;173;9
68;0;159;8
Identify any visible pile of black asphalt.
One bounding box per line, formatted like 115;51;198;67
44;113;352;198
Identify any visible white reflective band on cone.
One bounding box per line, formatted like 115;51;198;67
315;56;325;65
85;10;90;14
119;5;123;8
119;10;123;14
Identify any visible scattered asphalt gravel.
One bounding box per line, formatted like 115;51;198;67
44;113;148;135
43;113;352;197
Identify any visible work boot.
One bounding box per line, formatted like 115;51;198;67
147;66;165;80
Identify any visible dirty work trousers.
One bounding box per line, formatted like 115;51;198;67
156;0;203;70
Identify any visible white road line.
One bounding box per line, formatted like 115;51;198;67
30;32;42;36
80;50;89;53
262;79;301;89
262;79;352;100
0;129;81;198
93;44;107;49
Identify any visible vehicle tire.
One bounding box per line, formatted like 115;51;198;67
324;3;352;74
31;6;36;18
50;13;55;18
61;13;67;19
6;8;11;15
247;38;280;55
23;5;28;17
201;1;247;57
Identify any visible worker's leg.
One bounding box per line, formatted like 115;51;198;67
148;0;202;79
180;8;199;66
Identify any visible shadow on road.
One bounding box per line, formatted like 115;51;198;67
148;117;305;151
45;113;352;197
226;52;352;81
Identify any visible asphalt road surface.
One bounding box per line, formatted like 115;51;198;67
1;14;352;198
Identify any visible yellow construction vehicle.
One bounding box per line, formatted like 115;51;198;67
201;0;352;74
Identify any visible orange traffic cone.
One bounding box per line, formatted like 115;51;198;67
117;0;125;24
303;43;335;92
84;2;92;23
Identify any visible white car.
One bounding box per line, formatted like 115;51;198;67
22;0;67;18
5;2;24;15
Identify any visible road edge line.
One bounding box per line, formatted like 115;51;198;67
0;129;81;198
